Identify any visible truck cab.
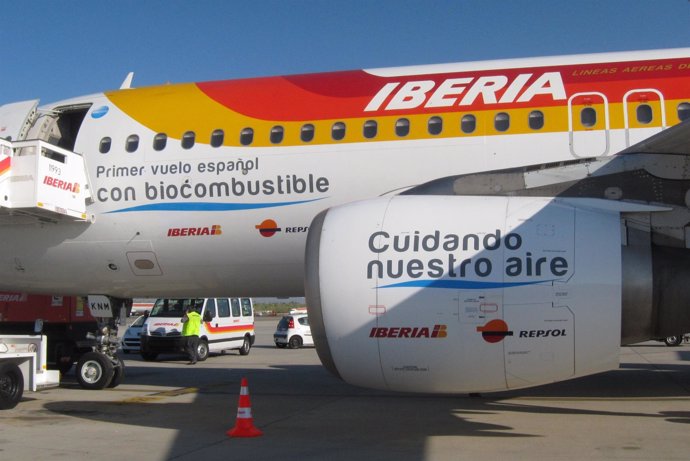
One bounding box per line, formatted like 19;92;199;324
139;297;255;361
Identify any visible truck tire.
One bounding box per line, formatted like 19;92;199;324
664;335;684;347
197;339;209;362
76;352;114;390
108;356;125;388
0;363;24;410
239;336;251;355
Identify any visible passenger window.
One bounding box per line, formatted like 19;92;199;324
99;137;111;153
301;124;315;142
240;128;254;146
182;131;195;149
678;102;690;121
299;317;309;326
231;298;241;317
528;110;544;130
270;126;284;144
211;129;224;148
125;135;139;153
332;122;346;141
636;105;653;124
494;113;510;132
153;133;167;151
461;114;476;134
205;299;217;319
217;298;230;318
581;107;596;127
241;298;252;316
395;118;410;137
428;116;443;135
363;120;377;139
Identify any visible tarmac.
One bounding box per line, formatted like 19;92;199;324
1;318;689;461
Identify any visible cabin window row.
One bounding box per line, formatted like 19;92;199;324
97;102;690;153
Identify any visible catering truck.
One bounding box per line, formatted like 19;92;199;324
0;293;127;393
0;329;60;409
0;294;96;374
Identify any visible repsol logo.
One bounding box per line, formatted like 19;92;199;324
519;329;566;338
167;225;222;237
369;324;447;339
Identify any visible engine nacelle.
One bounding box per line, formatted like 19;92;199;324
305;195;630;393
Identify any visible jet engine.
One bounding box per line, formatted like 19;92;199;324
305;195;665;393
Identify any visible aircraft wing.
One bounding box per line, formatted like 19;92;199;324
401;120;690;249
619;118;690;156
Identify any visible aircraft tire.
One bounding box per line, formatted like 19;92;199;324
76;352;114;390
108;356;125;388
0;362;24;410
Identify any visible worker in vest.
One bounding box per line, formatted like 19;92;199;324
181;305;202;364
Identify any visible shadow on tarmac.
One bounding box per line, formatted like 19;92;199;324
43;354;690;461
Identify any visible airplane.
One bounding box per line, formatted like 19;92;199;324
0;48;689;394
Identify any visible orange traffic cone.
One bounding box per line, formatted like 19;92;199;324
227;377;263;438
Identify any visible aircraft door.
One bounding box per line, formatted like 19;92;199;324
568;92;610;158
623;89;665;147
0;100;39;141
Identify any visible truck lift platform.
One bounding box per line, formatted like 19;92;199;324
0;138;92;222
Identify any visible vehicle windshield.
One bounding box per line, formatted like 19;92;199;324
131;315;146;327
149;298;204;318
277;317;290;329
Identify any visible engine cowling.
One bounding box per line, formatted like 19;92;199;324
305;195;630;393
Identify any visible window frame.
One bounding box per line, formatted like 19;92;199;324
99;137;111;153
125;134;139;153
240;127;254;146
210;129;224;148
153;133;167;151
428;116;443;135
494;112;510;132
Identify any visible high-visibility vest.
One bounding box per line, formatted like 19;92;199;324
182;311;202;336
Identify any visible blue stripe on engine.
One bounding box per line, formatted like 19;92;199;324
379;279;552;289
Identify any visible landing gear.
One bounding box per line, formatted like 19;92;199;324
108;356;125;388
76;351;114;389
76;296;131;390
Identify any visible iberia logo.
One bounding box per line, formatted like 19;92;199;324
43;176;80;193
369;324;447;339
476;319;513;343
167;225;222;237
255;219;281;237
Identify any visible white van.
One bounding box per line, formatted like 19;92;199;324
139;298;255;361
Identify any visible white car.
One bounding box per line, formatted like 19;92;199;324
121;315;146;353
274;314;313;348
